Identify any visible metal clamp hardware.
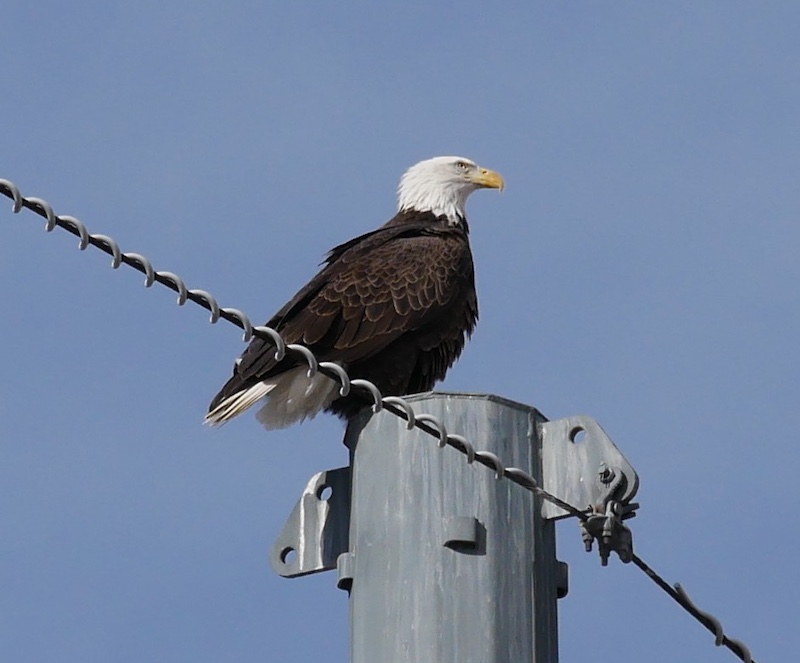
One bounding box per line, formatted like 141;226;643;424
580;464;639;565
580;500;635;566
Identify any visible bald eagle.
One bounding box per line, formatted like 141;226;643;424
206;156;504;430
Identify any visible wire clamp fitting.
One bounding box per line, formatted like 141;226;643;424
580;464;639;565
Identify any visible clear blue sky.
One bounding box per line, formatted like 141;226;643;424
1;2;797;661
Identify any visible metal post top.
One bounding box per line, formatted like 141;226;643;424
388;389;547;413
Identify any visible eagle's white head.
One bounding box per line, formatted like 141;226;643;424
397;156;504;226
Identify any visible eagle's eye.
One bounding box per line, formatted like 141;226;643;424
455;161;469;171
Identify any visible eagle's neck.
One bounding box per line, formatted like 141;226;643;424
397;175;470;227
399;202;465;227
385;208;470;235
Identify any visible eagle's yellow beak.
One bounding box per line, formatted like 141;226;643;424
471;167;505;191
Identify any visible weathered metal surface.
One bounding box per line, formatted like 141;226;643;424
269;466;350;578
342;392;561;663
270;392;641;662
540;415;638;520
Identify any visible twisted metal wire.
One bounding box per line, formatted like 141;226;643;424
0;178;586;520
631;555;755;663
0;177;760;663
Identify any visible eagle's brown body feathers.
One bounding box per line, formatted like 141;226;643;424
208;210;477;420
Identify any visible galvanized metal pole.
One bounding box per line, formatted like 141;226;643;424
338;393;563;663
271;391;638;662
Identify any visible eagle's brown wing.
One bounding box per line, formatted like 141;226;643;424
208;214;475;414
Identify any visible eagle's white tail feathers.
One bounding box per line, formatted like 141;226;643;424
255;367;339;430
204;382;276;426
205;366;340;430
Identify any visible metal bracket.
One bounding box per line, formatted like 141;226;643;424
442;516;480;551
269;466;351;578
539;416;639;520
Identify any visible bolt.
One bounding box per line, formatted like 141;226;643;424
598;463;616;484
